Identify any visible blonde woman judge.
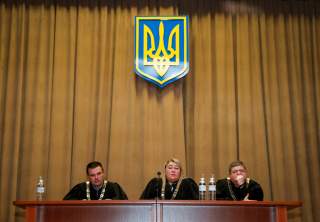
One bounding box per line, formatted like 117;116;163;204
140;158;199;200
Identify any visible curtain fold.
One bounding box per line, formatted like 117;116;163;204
0;1;319;222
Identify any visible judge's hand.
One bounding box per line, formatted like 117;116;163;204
234;175;245;187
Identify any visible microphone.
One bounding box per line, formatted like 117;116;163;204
157;171;161;178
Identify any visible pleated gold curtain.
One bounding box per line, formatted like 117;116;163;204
0;1;319;222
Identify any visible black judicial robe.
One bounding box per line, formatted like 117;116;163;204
63;181;128;200
140;178;199;200
216;178;263;201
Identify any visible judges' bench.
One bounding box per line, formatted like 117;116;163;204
14;200;302;222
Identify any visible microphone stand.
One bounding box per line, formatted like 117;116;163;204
155;171;162;222
155;171;162;201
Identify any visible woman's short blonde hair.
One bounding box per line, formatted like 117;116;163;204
164;158;182;172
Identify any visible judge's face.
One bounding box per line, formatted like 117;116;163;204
229;165;247;187
87;166;104;188
165;162;181;183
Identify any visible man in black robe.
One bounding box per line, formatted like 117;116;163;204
216;160;263;201
140;158;199;200
63;161;128;200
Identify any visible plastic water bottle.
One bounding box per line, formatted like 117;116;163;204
208;175;216;200
199;176;206;200
36;176;45;201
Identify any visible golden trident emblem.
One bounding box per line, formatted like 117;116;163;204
143;22;180;77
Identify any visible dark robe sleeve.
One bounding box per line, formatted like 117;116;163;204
140;178;161;199
107;182;128;200
216;179;232;200
248;181;264;201
63;183;87;200
177;178;199;200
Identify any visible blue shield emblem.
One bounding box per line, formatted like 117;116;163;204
134;16;189;88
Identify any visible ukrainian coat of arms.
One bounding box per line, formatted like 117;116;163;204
134;16;189;87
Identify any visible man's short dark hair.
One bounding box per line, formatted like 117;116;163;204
228;160;247;174
86;161;104;175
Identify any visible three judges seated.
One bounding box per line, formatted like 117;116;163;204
63;159;263;201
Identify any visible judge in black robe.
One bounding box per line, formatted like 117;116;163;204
63;161;128;200
216;160;263;201
63;181;128;200
140;177;198;200
140;158;199;200
216;178;263;201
